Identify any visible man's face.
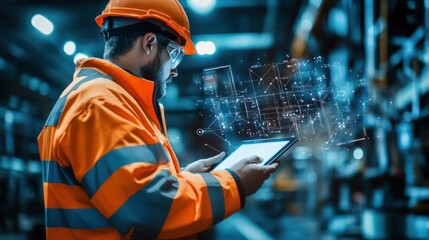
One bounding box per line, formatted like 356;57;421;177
140;44;174;100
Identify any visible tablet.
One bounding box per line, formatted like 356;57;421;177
213;137;298;170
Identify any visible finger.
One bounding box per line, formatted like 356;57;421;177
263;164;278;174
201;152;225;166
183;161;204;173
269;161;280;169
200;161;210;171
272;160;281;167
255;166;271;179
244;155;263;164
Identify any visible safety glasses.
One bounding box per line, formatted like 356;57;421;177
156;34;185;69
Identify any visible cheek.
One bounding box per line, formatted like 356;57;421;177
161;54;172;79
161;65;170;80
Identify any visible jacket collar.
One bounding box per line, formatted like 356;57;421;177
75;58;162;131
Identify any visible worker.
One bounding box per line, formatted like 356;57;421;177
38;0;279;239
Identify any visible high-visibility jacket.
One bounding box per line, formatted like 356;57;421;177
38;58;244;240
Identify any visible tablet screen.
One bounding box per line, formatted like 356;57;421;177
213;139;294;170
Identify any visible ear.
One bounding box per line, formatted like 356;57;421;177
142;33;157;56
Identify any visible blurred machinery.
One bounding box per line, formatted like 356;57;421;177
288;0;429;239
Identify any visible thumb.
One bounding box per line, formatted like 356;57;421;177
201;152;226;166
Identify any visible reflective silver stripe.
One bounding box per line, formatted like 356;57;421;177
45;69;111;127
81;144;171;198
200;173;225;225
108;169;178;239
46;208;111;229
41;160;78;185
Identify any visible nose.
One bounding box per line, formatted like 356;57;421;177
170;68;178;78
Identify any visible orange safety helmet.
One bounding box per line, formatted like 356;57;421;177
95;0;196;55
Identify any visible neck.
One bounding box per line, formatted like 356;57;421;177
108;56;142;77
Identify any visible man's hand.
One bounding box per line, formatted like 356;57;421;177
183;152;226;173
229;155;279;197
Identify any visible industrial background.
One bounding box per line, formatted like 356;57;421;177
1;0;429;239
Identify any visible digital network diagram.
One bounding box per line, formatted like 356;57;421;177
195;56;367;154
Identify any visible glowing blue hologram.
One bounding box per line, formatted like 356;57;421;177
196;57;367;151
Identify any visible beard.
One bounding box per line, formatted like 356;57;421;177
140;51;166;100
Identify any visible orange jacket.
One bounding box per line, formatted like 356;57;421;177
38;58;244;240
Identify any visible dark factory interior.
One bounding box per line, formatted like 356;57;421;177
0;0;429;239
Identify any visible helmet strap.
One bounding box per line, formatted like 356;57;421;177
101;18;186;46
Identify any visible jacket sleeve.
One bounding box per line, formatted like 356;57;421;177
56;91;243;239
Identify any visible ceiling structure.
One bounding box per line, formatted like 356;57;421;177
0;0;303;97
